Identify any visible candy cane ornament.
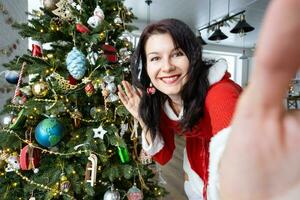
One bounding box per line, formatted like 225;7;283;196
85;153;98;187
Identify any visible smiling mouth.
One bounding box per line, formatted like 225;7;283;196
160;75;180;84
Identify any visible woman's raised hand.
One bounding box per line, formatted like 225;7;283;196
220;0;300;199
118;81;143;122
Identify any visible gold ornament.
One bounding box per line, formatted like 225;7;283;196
99;32;105;40
71;109;82;128
50;72;78;90
60;174;71;192
52;0;73;20
32;80;49;98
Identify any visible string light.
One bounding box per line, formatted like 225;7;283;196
15;170;75;199
1;129;89;156
0;129;109;159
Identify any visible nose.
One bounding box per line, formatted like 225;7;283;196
161;58;175;72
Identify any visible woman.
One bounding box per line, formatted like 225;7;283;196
118;18;242;200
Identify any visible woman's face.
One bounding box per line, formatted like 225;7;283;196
145;33;190;99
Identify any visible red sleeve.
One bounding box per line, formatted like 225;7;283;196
205;81;242;135
152;114;176;165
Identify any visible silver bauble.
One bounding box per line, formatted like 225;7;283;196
114;15;122;25
106;83;117;93
103;187;120;200
43;0;59;11
0;113;14;127
103;75;114;83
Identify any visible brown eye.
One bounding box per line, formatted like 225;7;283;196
150;56;160;62
172;50;183;57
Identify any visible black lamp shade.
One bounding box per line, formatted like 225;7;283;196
208;28;228;41
230;18;255;34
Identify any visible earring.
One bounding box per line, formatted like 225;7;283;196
147;83;156;95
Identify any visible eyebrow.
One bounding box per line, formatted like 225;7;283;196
147;48;181;57
146;52;159;56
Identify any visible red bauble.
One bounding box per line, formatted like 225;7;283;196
76;23;90;33
85;83;95;97
20;145;41;170
32;41;42;57
68;75;77;85
101;44;118;63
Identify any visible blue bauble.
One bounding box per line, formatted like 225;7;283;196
35;118;64;147
66;47;86;80
5;71;19;84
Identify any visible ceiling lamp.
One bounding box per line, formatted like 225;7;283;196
208;26;228;41
230;14;255;35
145;0;152;24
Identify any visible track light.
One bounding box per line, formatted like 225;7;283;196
208;26;228;41
230;14;255;36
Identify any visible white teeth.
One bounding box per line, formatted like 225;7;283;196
161;76;179;83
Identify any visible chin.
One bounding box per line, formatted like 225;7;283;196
159;89;181;97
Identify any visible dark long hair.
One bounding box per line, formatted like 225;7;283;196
131;18;213;139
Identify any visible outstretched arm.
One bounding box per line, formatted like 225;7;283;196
220;0;300;199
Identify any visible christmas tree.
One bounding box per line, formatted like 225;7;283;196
0;0;167;199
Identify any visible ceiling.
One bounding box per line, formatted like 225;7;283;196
124;0;271;48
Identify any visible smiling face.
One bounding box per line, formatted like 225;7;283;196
145;33;190;100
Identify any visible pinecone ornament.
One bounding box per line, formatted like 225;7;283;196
66;47;87;80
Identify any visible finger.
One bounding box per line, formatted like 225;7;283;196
117;85;128;104
117;84;126;97
118;91;128;105
122;81;134;97
249;0;300;108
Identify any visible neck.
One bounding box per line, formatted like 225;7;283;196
168;97;183;116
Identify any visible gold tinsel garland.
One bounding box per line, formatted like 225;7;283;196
15;170;75;199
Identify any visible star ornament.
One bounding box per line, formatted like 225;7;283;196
93;125;107;139
82;77;91;84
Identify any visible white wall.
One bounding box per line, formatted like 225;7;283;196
0;0;28;109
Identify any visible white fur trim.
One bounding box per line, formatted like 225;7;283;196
183;148;204;198
208;59;228;86
31;40;41;46
207;127;231;200
163;100;183;120
141;128;165;156
185;180;204;200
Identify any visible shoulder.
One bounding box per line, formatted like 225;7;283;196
207;77;242;101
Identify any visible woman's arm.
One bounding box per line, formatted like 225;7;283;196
118;81;175;165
